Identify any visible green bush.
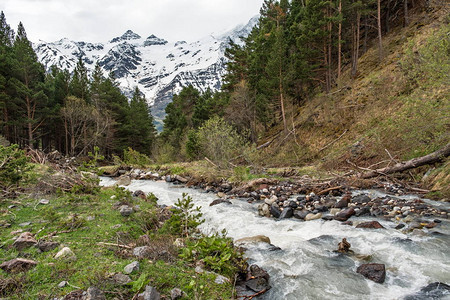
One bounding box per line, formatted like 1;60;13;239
180;231;245;277
0;144;32;189
123;147;152;167
161;193;204;237
196;116;248;167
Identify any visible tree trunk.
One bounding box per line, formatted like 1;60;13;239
26;95;33;149
352;12;361;77
386;0;391;33
338;0;342;81
327;7;332;91
404;0;409;26
359;143;450;179
363;16;368;54
377;0;383;61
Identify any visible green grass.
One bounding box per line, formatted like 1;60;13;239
0;185;235;299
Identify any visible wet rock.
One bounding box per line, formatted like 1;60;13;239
404;282;450;300
173;175;188;183
315;205;328;212
322;215;334;221
83;286;106;300
279;207;293;219
235;235;271;245
119;205;133;217
124;261;140;274
289;201;298;209
329;208;341;215
115;175;131;186
259;203;270;217
170;288;184;299
341;221;353;226
305;212;322;221
355;206;371;217
55;247;76;261
245;265;270;293
334;198;349;208
133;246;151;258
356;221;385;229
133;190;146;199
12;232;37;251
395;223;405;230
36;240;59;252
337;238;351;253
265;195;278;205
270;204;281;218
352;194;371;204
293;210;309;220
210;199;232;206
335;207;356;221
165;175;172;182
0;258;37;273
356;263;386;283
137;285;161;300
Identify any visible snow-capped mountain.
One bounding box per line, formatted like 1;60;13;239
34;16;258;127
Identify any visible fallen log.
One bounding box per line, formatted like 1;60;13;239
359;143;450;179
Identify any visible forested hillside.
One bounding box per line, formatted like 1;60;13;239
0;13;156;157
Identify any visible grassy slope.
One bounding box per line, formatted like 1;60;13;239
258;8;449;172
0;179;234;299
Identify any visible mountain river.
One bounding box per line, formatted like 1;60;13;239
100;177;450;300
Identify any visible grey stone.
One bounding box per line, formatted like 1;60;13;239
119;205;133;217
357;263;386;283
305;213;322;221
55;247;76;260
137;285;161;300
83;287;106;300
279;207;293;219
170;288;184;300
133;246;151;258
37;240;60;252
111;273;132;285
124;261;140;274
0;258;37;273
12;232;37;250
58;281;68;288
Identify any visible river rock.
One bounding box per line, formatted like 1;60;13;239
293;210;309;220
235;235;271;245
115;175;131;186
245;265;270;293
355;206;371;217
356;263;386;283
404;282;450;300
270;203;281;218
305;213;322;221
12;232;37;250
335;207;356;221
174;175;188;183
0;258;37;273
265;195;278;205
82;286;106;300
133;190;146;199
210;199;232;206
119;205;133;217
356;221;385;229
137;285;161;300
330;208;341;215
337;238;351;253
260;203;270;217
55;247;76;260
334;198;349;208
279;207;293;219
124;261;140;274
352;194;371;204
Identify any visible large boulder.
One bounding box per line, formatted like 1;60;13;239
356;263;386;283
0;258;37;273
12;232;37;251
245;265;270;292
334;207;356;221
115;175;131;186
36;240;60;252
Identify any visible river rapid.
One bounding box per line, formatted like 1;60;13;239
100;177;450;300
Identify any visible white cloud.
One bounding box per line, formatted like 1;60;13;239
0;0;263;42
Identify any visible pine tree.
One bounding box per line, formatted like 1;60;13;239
69;58;90;101
10;22;47;148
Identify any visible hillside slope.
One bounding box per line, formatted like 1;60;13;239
257;8;449;192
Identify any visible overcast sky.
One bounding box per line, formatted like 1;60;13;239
0;0;263;43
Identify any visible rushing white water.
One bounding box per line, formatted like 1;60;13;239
100;178;450;300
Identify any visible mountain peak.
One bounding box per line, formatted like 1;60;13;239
143;34;168;47
110;30;141;43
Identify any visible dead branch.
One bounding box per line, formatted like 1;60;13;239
204;157;218;168
97;242;132;249
317;185;343;195
319;130;348;152
359;143;450;179
242;288;269;300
